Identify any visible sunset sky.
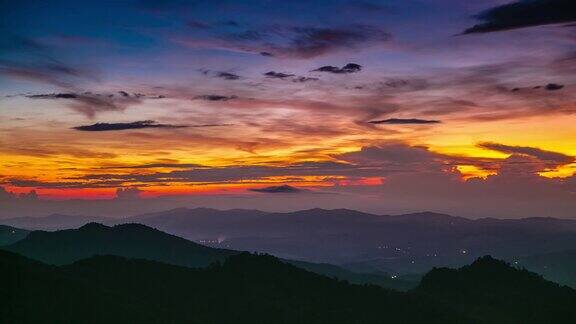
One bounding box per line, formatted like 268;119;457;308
1;0;575;218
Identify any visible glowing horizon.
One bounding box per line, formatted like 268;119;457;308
1;0;575;219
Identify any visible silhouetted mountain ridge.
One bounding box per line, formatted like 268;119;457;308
0;249;459;323
417;256;576;324
5;222;237;268
3;248;576;323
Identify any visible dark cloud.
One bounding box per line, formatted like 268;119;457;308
250;184;304;193
312;63;362;74
263;71;318;82
26;93;78;99
194;94;237;101
72;120;188;132
510;83;564;92
369;118;441;125
264;71;295;79
545;83;564;91
200;70;242;80
22;91;165;118
478;142;574;164
463;0;576;34
216;72;241;80
292;76;319;83
260;51;274;57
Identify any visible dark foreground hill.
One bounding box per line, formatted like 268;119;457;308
417;256;576;324
2;249;576;323
0;250;456;324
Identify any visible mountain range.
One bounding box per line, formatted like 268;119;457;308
3;207;576;288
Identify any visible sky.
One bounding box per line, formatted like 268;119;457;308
1;0;576;218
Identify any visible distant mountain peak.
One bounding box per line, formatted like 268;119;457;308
419;255;550;292
394;211;470;223
114;222;156;231
79;222;110;231
290;208;373;215
300;207;330;213
470;255;507;267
